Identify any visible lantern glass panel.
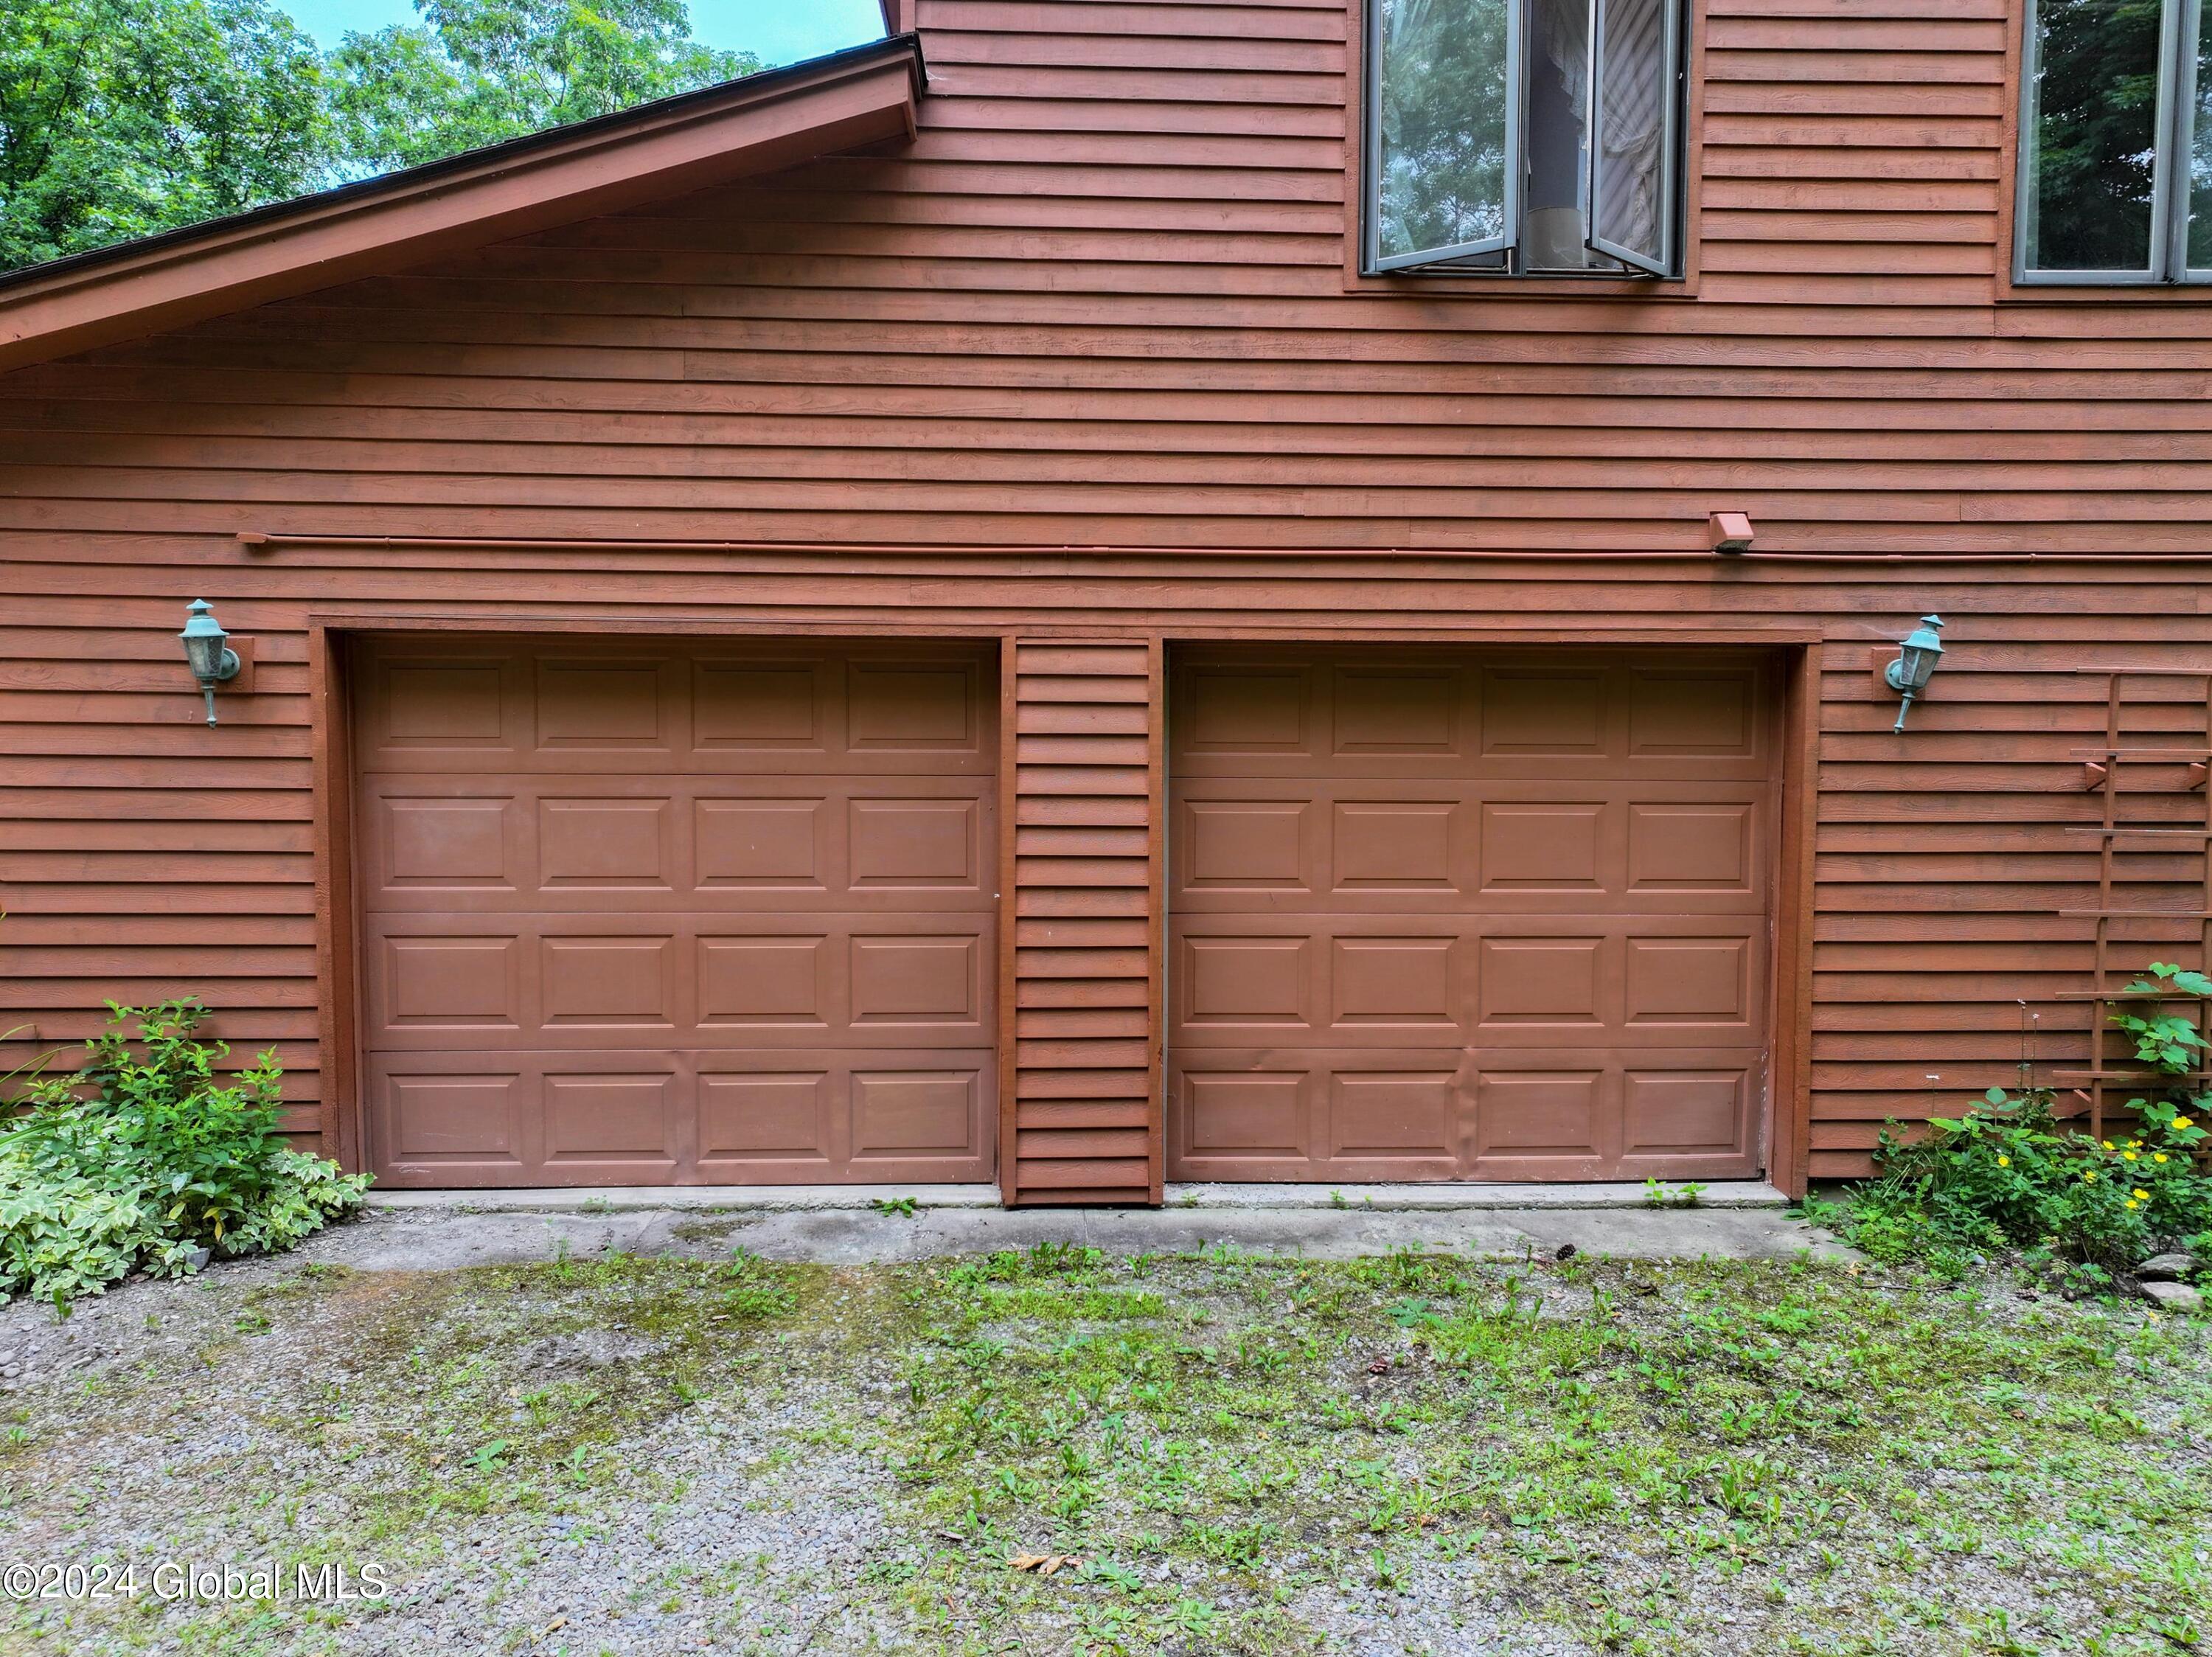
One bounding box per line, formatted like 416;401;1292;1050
184;632;228;681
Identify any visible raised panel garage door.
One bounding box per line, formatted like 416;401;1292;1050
355;639;996;1187
1168;649;1778;1182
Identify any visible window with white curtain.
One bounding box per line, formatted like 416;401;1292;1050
2017;0;2212;282
1363;0;1686;277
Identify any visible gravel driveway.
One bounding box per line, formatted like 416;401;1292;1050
0;1215;2204;1656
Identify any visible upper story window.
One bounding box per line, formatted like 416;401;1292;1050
1361;0;1685;277
2019;0;2212;282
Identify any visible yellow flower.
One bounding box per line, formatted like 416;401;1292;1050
2126;1200;2140;1210
2133;1189;2150;1201
2155;1153;2170;1164
2177;1116;2195;1130
2124;1150;2140;1161
2102;1139;2115;1150
2084;1171;2098;1183
1997;1156;2010;1167
2129;1139;2142;1148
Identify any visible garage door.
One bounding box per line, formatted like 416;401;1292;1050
355;639;997;1187
1169;648;1778;1182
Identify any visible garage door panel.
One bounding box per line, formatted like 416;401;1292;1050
374;1066;530;1178
539;1067;684;1178
1171;653;1776;783
373;933;526;1035
368;791;524;898
361;774;990;912
1169;647;1776;1182
359;645;995;777
1172;1055;1465;1181
1176;1065;1315;1168
1467;1053;1762;1179
535;795;678;892
1178;933;1313;1032
358;652;528;766
358;639;997;1187
698;1049;993;1182
1173;781;1770;917
1330;936;1460;1030
532;656;685;758
1626;666;1769;759
698;1066;839;1170
1171;915;1764;1052
846;657;990;756
367;1044;995;1189
364;913;992;1050
1171;1045;1763;1184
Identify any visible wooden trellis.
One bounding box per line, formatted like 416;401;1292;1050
2050;670;2212;1141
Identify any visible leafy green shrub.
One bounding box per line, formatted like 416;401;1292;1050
1810;963;2212;1278
1813;1085;2211;1277
0;1000;369;1310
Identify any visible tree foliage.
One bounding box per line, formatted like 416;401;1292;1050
326;0;759;174
0;0;330;270
0;0;762;274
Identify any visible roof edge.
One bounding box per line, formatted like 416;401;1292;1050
0;34;923;374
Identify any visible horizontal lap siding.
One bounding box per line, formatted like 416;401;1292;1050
3;0;2211;1187
1009;642;1161;1205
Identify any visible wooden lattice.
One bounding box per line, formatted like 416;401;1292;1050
2049;670;2212;1141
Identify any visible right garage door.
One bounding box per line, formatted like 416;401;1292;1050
1169;648;1779;1183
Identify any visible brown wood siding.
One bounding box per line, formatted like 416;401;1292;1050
1007;640;1159;1205
2;0;2211;1191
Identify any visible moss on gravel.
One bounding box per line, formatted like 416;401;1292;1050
0;1244;2205;1655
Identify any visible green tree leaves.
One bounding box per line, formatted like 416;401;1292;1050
325;0;760;174
1;0;330;269
0;0;764;273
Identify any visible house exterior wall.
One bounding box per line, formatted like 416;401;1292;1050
4;0;2211;1200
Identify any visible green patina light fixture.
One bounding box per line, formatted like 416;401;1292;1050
1883;614;1945;734
178;600;240;726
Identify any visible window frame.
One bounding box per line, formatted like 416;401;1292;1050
1361;0;1525;272
1357;0;1691;282
1586;0;1683;276
2013;0;2211;285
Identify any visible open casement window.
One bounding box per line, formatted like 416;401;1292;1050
2018;0;2212;283
1363;0;1683;277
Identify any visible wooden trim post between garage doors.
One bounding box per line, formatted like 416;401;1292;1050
997;634;1020;1198
307;622;364;1170
1772;644;1821;1199
1003;640;1162;1205
1147;637;1168;1205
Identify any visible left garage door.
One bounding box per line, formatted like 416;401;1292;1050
353;639;998;1187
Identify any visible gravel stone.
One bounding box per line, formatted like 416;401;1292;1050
2140;1278;2205;1313
2139;1251;2200;1282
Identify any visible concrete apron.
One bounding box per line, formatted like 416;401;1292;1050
369;1180;1791;1214
321;1183;1851;1272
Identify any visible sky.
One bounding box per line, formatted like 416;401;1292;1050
277;0;886;63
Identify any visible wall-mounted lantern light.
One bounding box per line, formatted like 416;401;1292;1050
1882;614;1945;734
178;600;241;726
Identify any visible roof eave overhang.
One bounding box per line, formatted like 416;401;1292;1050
0;35;923;374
